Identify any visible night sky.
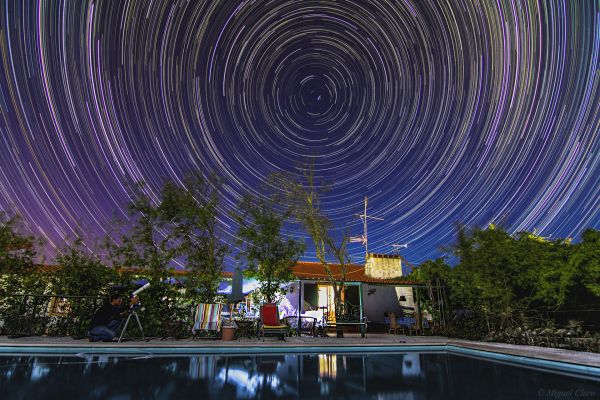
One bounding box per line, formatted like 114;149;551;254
0;1;598;266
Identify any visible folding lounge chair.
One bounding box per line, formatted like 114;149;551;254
259;303;287;341
192;303;223;339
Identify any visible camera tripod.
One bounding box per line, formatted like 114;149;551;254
118;308;147;342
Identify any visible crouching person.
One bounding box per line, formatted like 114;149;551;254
89;293;135;342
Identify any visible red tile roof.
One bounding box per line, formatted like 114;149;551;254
292;261;417;285
33;264;61;273
33;264;197;276
32;263;415;285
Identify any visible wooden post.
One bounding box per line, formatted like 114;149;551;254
415;287;422;334
359;283;364;321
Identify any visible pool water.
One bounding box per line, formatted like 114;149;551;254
0;351;597;399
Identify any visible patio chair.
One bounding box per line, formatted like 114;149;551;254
192;303;223;339
398;316;418;335
259;303;287;341
388;312;401;334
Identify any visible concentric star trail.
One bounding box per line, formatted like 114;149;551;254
0;1;598;264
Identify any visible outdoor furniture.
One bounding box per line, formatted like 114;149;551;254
398;317;418;335
192;303;223;339
384;314;420;335
234;318;258;340
398;317;417;336
258;303;287;341
326;301;368;338
388;312;401;334
282;316;317;337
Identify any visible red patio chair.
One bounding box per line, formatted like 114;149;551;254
259;303;287;341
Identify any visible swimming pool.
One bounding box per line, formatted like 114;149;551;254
0;346;597;399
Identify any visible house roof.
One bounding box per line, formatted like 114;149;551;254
32;263;417;285
33;264;61;273
33;264;234;277
292;261;417;285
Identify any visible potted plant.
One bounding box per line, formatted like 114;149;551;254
221;317;237;341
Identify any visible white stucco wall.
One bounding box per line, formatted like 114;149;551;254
361;284;406;322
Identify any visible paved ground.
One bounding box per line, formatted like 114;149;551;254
1;334;599;368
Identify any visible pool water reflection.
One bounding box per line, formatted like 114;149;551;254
0;352;597;399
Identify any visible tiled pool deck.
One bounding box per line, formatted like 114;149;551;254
1;334;598;369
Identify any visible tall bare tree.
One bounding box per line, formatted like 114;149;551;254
273;162;351;305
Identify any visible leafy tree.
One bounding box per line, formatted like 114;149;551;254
235;193;305;303
51;239;118;337
159;173;228;303
0;212;48;335
105;183;177;276
446;224;600;337
515;232;572;309
104;183;181;337
408;258;451;284
104;175;230;337
0;212;38;274
450;225;529;332
52;238;117;297
407;258;452;329
569;229;600;298
0;212;46;297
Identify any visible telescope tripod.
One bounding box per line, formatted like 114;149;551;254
118;309;147;342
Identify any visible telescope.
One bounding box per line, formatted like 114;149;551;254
119;283;150;343
132;282;151;297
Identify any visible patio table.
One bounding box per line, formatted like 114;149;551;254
283;316;317;337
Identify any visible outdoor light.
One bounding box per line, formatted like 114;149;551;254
398;296;407;302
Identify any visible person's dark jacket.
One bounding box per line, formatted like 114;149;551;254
90;303;127;328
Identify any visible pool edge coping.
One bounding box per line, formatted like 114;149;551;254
1;340;598;377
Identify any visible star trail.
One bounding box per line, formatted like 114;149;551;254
0;1;599;265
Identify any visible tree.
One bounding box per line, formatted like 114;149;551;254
0;212;46;298
51;238;118;337
52;238;116;297
235;193;305;303
407;258;452;329
450;225;523;332
408;258;451;284
569;229;600;298
0;213;47;336
104;175;230;337
515;231;572;309
447;224;600;335
104;182;180;337
273;163;351;305
159;173;228;303
0;212;38;274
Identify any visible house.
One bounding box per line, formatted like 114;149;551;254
279;254;426;330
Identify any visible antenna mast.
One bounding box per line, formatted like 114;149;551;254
354;196;383;260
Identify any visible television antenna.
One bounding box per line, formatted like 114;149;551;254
390;243;409;254
383;242;415;273
352;196;383;260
